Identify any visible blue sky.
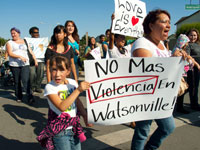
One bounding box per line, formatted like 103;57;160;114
0;0;198;40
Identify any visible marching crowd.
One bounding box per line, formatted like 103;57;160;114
2;8;200;150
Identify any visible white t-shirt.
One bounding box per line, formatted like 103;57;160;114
108;44;132;58
7;40;30;67
131;37;171;57
44;78;78;118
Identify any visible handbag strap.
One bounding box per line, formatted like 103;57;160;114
24;39;30;53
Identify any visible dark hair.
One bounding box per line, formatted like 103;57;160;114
105;29;111;35
49;25;68;51
114;34;125;40
88;37;97;49
65;20;80;43
143;9;171;35
49;55;71;71
186;28;200;43
100;34;105;39
29;26;39;34
10;27;21;34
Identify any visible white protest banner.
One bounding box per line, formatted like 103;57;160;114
25;37;48;58
84;57;184;125
90;47;101;60
112;0;146;38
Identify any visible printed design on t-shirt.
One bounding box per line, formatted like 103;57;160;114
19;44;27;51
58;87;76;112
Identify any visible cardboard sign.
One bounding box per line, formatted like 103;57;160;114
84;57;184;125
25;37;48;58
90;47;102;60
112;0;146;38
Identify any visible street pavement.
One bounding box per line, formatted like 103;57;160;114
0;73;200;150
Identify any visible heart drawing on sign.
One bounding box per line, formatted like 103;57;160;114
131;16;139;26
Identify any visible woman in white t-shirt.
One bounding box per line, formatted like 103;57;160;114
6;27;37;104
131;9;187;150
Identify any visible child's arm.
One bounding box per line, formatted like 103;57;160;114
47;81;90;112
76;98;93;127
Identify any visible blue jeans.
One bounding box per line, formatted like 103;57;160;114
131;116;175;150
53;129;81;150
10;65;32;100
30;62;44;90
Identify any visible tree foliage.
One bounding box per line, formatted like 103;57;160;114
176;23;200;38
0;37;8;46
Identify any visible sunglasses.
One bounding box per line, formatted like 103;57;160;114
32;32;39;34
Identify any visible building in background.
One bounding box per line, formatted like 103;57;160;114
175;10;200;30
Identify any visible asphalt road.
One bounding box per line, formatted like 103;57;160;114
0;74;200;150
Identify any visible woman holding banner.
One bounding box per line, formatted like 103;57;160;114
108;14;133;58
84;37;97;60
131;9;186;150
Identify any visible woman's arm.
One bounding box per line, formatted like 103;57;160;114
108;14;115;50
75;46;80;55
132;48;153;57
76;98;93;127
47;81;90;112
84;47;92;57
71;58;78;82
46;59;51;83
103;43;108;52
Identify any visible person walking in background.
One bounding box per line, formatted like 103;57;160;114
102;29;111;58
6;27;37;104
96;34;105;58
173;34;191;114
84;37;98;60
186;28;200;111
172;34;200;113
131;9;187;150
45;25;78;83
65;20;80;79
29;26;45;93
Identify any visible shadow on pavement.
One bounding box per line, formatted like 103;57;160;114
0;85;16;100
173;103;200;128
3;104;47;135
0;135;42;150
30;95;49;109
81;127;121;150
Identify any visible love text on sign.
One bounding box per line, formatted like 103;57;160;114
111;0;146;38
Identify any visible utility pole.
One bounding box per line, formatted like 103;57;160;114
86;32;88;46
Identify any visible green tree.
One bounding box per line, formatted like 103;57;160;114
0;37;8;46
79;34;91;56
